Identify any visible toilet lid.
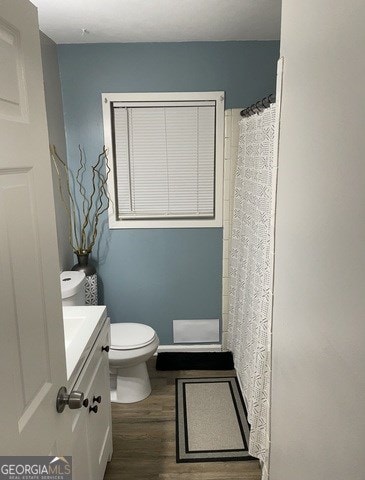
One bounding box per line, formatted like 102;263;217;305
60;271;85;299
110;323;156;350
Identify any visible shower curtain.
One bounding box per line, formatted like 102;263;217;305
227;104;277;478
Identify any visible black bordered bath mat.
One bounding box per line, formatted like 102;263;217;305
156;351;234;370
175;377;254;462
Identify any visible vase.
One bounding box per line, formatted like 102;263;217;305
72;252;98;305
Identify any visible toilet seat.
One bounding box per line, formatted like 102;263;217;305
110;323;156;350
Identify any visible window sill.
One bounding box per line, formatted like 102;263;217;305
108;214;223;229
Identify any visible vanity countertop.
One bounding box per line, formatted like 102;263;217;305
62;305;107;386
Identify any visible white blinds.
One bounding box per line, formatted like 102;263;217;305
113;102;216;219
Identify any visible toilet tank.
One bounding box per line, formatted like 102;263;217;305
60;271;86;306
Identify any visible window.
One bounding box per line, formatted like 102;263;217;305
102;92;224;228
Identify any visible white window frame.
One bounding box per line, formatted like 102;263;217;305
102;91;225;229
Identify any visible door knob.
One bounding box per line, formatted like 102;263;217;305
56;386;85;413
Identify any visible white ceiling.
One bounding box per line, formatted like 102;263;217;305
31;0;281;44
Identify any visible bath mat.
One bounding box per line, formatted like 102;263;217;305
175;377;253;462
156;351;234;370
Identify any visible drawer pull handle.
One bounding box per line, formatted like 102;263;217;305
89;405;98;414
101;345;110;353
93;395;102;404
83;398;89;408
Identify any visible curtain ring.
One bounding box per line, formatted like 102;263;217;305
256;101;264;112
262;96;270;108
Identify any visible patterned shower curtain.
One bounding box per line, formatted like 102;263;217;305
227;104;277;478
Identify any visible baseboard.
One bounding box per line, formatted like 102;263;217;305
156;344;222;354
156;351;233;370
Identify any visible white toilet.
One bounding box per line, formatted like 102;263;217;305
109;323;159;404
60;271;86;305
60;271;158;404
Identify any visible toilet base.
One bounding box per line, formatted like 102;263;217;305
110;361;151;403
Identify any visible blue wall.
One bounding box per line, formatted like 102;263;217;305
58;41;279;344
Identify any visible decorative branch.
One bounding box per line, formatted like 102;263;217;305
75;145;89;249
50;145;111;255
89;156;111;250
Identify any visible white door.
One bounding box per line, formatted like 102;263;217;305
0;0;70;455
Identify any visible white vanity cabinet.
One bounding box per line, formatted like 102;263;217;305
70;317;113;480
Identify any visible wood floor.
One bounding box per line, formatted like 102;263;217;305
104;357;261;480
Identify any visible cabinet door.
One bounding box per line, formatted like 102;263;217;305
87;328;113;480
71;408;91;480
71;321;112;480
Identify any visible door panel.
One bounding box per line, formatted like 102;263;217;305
1;171;51;404
0;15;28;121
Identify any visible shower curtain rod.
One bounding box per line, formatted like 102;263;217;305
240;93;276;117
